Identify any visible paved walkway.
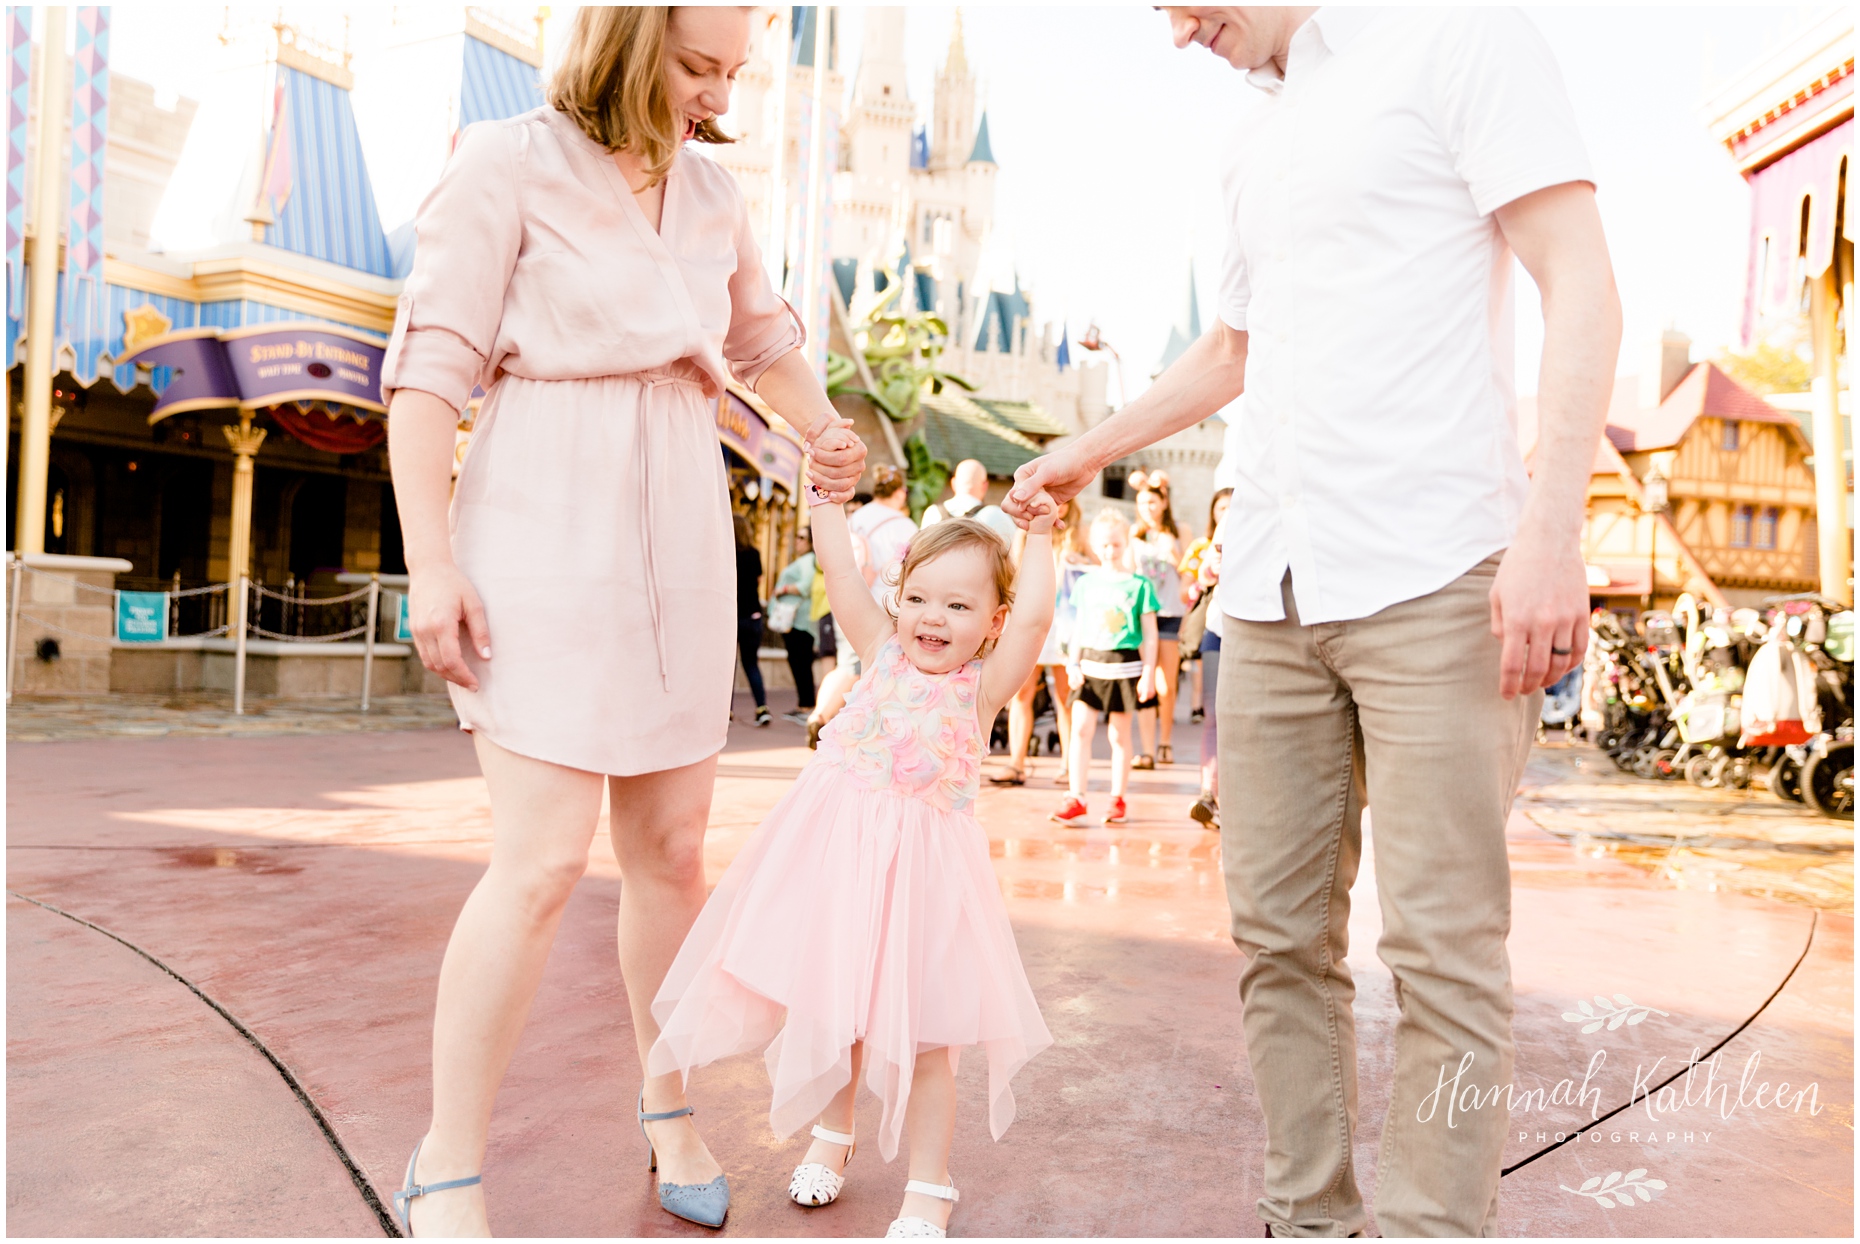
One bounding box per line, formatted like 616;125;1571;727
6;692;1852;1236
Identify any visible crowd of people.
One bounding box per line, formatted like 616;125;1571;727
738;460;1236;831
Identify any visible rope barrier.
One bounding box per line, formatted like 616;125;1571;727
248;623;373;643
250;581;375;605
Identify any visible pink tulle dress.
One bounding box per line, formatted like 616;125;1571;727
648;634;1052;1161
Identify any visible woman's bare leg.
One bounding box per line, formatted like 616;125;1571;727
1156;638;1180;751
895;1049;959;1229
1068;701;1098;800
412;735;605;1237
800;1041;866;1172
609;753;726;1187
1107;712;1134;799
1005;667;1039;775
1047;666;1073;776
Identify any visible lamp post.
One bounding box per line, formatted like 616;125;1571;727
1641;469;1668;615
1078;323;1127;412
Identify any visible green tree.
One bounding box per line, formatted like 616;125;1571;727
827;284;976;422
1716;324;1812;394
827;283;977;517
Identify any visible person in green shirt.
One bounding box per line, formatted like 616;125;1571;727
1052;509;1158;826
771;529;822;724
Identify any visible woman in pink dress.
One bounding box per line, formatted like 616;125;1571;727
382;8;865;1235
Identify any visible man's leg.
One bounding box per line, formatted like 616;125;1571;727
1329;558;1538;1237
1219;582;1368;1237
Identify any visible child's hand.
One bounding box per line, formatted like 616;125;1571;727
1137;668;1156;701
1023;489;1059;535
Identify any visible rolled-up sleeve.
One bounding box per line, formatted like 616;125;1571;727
381;122;523;412
1217;147;1252;333
721;181;804;387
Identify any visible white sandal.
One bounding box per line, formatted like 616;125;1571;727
788;1124;855;1207
886;1178;959;1237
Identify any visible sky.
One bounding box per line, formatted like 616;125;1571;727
99;4;1841;400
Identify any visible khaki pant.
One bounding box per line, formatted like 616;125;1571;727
1217;560;1539;1237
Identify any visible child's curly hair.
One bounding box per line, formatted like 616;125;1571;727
885;518;1017;628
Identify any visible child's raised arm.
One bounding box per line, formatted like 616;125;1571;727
807;497;891;661
980;493;1057;721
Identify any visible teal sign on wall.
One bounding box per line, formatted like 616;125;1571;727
116;591;168;643
395;591;412;642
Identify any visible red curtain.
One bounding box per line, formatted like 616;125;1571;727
267;405;387;454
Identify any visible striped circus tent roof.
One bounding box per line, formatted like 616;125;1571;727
461;33;544;129
262;65;393;277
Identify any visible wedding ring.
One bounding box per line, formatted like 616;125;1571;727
1550;646;1571;655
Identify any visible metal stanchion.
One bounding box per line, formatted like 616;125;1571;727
5;556;22;703
233;574;250;715
361;574;380;713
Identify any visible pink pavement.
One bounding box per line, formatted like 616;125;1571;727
6;700;1851;1236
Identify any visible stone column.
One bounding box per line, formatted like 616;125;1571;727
1807;267;1851;605
8;552;132;693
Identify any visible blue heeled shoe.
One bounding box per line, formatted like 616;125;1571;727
392;1137;482;1236
638;1091;730;1228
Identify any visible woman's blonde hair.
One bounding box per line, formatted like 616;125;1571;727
887;518;1016;624
546;7;734;188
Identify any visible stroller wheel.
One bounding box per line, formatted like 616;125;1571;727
1685;753;1718;788
1767;756;1805;803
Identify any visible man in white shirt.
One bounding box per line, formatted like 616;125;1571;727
923;458;1018;544
1005;8;1620;1236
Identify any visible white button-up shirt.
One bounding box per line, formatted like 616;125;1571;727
1214;8;1592;625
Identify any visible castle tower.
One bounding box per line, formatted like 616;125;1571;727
930;10;975;173
830;7;914;269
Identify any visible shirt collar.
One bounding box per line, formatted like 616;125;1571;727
1243;7;1372;95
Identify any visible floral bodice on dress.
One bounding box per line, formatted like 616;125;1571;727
815;635;984;814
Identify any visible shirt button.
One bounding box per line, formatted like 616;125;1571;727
1274;170;1287;183
1280;494;1296;509
1273;247;1287;262
1277;412;1290;427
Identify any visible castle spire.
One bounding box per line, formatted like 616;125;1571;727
945;9;968;79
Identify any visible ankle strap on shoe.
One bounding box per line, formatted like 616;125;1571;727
904;1179;959;1202
811;1125;855;1146
640;1104;694;1122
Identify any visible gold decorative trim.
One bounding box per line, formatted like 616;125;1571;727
217;320;388;347
275;22;354;90
104;255;398;336
147;396;240;425
465;8;545;69
238;388;388;415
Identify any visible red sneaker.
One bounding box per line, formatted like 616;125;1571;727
1104;797;1129;824
1050;796;1089;824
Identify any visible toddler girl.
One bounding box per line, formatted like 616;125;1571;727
1053;509;1159;826
649;480;1059;1239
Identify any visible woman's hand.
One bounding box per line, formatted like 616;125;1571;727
409;561;492;691
1198;545;1222;590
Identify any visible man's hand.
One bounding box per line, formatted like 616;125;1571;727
807;418;867;503
1005;444;1097;528
1490;532;1590;700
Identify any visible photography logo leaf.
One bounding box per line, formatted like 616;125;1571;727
1561;1169;1666;1208
1562;994;1671;1034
